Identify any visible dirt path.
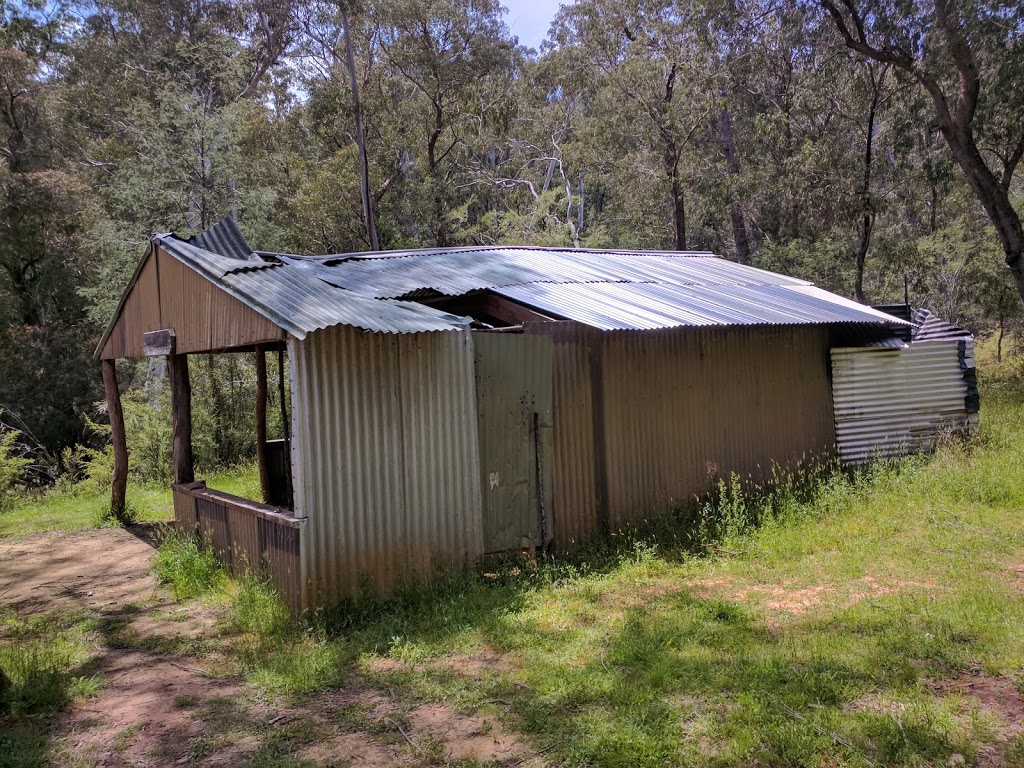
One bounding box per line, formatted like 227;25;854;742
0;528;541;767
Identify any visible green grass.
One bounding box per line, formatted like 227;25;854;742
0;608;102;768
0;464;260;536
152;532;228;600
149;364;1024;767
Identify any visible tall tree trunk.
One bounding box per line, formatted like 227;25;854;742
101;360;128;520
854;65;883;304
664;144;686;250
943;132;1024;297
718;105;750;264
930;183;938;233
819;0;1024;303
998;315;1004;362
428;102;447;247
340;5;379;251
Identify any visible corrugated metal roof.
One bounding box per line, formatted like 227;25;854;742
282;245;904;330
912;308;974;341
100;222;907;352
297;247;809;300
494;282;899;330
158;237;471;337
185;216;257;262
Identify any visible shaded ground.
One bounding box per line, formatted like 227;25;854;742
0;529;543;767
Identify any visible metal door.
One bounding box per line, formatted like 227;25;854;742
473;332;554;552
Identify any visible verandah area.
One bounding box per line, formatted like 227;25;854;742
100;339;304;612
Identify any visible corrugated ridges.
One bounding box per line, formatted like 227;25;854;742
495;282;897;330
149;226;904;337
158;236;471;337
160;234;274;280
912;308;974;341
305;248;810;300
289;327;483;607
831;340;978;464
185;216;255;262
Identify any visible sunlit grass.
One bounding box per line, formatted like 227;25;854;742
0;608;102;767
0;463;260;537
9;364;1024;766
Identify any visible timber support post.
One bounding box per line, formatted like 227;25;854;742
167;353;195;484
101;359;128;520
255;344;270;503
277;348;293;507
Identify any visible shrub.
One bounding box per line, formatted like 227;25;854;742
0;419;31;511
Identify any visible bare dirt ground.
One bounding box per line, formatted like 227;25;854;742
0;529;542;767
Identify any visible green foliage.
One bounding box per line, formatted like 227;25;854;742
0;0;1021;495
153;532;226;601
0;419;31;511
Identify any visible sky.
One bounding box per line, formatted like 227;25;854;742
501;0;567;49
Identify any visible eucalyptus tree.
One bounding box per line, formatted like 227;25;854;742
546;0;722;251
300;0;380;250
65;0;296;238
816;0;1024;302
371;0;519;247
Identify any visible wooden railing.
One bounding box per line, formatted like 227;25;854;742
172;481;302;612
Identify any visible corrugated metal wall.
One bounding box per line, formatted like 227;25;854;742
526;323;836;542
523;323;599;545
600;326;836;527
289;325;482;606
831;339;978;464
100;245;285;359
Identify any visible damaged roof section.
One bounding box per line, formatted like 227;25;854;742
155;236;473;338
270;244;905;331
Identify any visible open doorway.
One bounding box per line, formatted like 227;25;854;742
155;345;293;510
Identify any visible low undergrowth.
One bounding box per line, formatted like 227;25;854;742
0;463;260;537
152;533;227;601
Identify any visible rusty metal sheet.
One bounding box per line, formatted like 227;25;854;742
171;484;304;612
599;326;837;527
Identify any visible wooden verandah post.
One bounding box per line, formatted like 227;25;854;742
101;359;129;519
255;344;271;503
167;353;195;485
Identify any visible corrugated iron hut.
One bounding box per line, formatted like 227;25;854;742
97;219;978;610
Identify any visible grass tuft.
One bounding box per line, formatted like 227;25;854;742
153;532;226;600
